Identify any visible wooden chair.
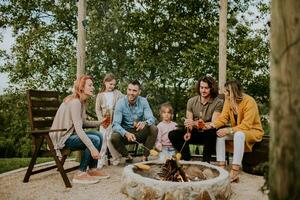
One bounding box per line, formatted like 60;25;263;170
23;90;79;188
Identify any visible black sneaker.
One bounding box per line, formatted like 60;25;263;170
141;156;148;162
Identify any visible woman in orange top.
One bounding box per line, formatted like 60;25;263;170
209;80;264;183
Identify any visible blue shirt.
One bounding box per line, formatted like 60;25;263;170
112;96;156;136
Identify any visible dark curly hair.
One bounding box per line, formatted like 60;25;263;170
197;76;218;98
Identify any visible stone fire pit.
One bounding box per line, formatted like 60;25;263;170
121;160;232;200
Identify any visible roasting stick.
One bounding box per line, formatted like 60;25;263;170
133;140;151;151
179;127;190;153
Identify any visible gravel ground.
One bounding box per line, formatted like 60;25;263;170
0;159;268;200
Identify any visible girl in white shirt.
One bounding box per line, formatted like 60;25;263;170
95;73;123;167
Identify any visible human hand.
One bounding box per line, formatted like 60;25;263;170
184;118;194;130
197;119;205;129
136;121;146;131
91;149;100;160
216;128;228;137
155;143;162;151
183;132;191;141
100;117;111;128
125;132;136;142
203;122;213;130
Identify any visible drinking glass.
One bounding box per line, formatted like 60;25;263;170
133;114;138;129
198;111;204;132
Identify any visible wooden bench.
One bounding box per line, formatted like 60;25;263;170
242;135;269;175
23;90;79;188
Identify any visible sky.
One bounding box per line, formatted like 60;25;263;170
0;27;13;94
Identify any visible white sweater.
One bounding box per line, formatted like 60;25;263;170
50;98;99;157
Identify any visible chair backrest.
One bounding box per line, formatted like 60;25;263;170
27;90;61;131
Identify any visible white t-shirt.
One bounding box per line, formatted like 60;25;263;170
103;91;114;109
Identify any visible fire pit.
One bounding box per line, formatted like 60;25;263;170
121;160;232;200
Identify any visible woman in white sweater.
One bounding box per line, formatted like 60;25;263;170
95;73;124;167
50;75;109;184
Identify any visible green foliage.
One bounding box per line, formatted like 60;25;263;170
0;0;270;157
0;0;77;92
260;162;269;194
86;0;270;120
0;157;52;174
0;91;31;157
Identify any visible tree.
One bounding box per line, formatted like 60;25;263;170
0;0;78;92
0;0;270;157
87;0;270;119
0;91;31;157
269;0;300;199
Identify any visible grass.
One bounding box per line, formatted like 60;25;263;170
0;157;53;174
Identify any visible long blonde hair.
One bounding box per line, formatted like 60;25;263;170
64;75;93;103
224;80;244;114
100;73;116;92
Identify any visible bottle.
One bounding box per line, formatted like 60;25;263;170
103;107;111;126
198;111;205;131
133;114;138;129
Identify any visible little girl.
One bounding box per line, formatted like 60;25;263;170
155;102;177;161
95;73;123;168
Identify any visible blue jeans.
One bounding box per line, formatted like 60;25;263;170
65;131;102;171
158;146;175;161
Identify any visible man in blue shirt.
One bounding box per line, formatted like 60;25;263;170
111;80;158;162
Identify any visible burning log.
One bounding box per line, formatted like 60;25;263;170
159;158;188;182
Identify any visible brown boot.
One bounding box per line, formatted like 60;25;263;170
230;165;240;183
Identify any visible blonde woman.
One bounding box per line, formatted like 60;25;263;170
50;75;109;184
95;73;124;167
209;80;264;183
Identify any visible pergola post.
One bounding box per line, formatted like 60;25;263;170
218;0;228;92
75;0;87;162
77;0;86;78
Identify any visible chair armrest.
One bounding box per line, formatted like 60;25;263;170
83;124;97;129
30;129;67;135
86;111;97;120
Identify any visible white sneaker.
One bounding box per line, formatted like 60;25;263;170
98;155;107;168
111;158;121;166
72;172;99;184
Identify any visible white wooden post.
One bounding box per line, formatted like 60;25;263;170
218;0;228;92
77;0;86;78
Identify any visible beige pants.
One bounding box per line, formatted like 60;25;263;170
97;125;121;167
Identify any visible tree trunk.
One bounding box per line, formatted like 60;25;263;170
270;0;300;199
218;0;227;92
77;0;86;78
75;0;87;162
